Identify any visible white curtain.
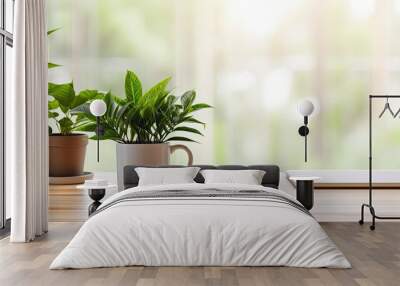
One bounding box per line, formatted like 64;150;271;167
8;0;48;242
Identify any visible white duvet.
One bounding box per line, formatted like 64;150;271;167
50;183;350;269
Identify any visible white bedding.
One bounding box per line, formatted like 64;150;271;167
50;183;351;269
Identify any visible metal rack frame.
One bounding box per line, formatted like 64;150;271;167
359;95;400;230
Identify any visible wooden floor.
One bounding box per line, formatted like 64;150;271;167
0;222;399;286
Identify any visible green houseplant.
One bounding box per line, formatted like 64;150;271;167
48;82;99;177
48;28;99;177
74;70;211;189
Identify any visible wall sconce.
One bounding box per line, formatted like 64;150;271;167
90;99;107;162
298;100;315;162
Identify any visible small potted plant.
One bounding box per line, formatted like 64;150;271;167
74;70;211;189
48;82;99;177
48;28;100;178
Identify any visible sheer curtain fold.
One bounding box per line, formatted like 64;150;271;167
8;0;48;242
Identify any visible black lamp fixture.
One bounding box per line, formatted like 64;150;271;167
89;99;107;162
298;100;315;162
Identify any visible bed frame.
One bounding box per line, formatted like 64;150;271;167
123;165;280;190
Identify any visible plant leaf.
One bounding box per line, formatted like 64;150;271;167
182;116;205;125
89;129;121;141
181;90;196;110
73;122;97;132
58;117;74;135
113;95;127;105
47;27;61;36
48;99;59;110
48;111;59;119
48;82;75;110
71;103;96;121
125;70;142;103
174;126;203;136
165;136;198;143
48;62;61;69
191;103;212;111
143;77;171;99
71;89;98;109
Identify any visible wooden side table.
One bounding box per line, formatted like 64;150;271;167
289;176;320;210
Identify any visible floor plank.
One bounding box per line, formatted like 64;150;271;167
0;222;399;286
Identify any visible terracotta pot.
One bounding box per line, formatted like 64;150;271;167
116;143;193;191
49;134;88;177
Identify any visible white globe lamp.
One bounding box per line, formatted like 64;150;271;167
298;100;314;116
298;100;315;163
90;99;107;117
90;100;107;162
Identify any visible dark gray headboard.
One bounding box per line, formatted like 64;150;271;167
123;165;280;190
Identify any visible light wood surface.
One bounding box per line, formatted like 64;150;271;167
1;222;400;286
48;184;90;222
49;183;117;222
289;176;320;181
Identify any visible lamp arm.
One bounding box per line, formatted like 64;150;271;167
96;116;100;162
298;116;309;162
305;116;308;162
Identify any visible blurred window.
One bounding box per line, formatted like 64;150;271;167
48;0;400;171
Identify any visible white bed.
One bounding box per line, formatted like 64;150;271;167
50;183;350;269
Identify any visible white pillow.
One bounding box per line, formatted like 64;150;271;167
135;167;201;186
200;169;266;185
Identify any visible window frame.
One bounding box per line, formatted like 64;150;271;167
0;0;13;232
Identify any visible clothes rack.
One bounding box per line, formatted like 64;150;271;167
359;95;400;230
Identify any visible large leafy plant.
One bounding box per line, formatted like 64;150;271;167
48;28;98;135
74;70;211;143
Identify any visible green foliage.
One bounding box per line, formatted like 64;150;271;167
47;27;210;140
74;70;211;143
47;27;61;36
125;70;142;103
48;82;99;135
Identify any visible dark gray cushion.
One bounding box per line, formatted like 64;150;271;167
123;165;280;190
